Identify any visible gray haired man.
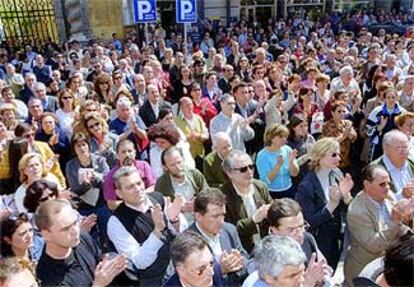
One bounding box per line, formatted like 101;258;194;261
243;235;306;287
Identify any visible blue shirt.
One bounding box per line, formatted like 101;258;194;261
109;115;146;135
256;145;293;192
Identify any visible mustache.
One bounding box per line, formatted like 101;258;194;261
122;157;134;166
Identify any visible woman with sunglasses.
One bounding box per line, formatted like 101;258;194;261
83;112;118;168
0;123;66;190
295;137;354;270
14;153;63;214
322;101;357;172
256;124;299;199
0;213;42;263
56;89;78;139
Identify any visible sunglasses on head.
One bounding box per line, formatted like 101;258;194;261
234;164;254;173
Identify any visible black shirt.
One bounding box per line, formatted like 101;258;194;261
37;232;101;286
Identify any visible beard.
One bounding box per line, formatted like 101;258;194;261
122;157;134;166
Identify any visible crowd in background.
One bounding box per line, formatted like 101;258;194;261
0;7;414;287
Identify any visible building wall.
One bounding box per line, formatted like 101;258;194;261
204;0;239;23
87;0;125;39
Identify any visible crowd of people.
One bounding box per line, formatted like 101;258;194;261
0;8;414;287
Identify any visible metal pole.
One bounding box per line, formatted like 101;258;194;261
145;23;149;46
183;22;187;63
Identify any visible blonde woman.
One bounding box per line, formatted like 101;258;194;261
295;137;354;270
83;112;118;167
14;153;62;213
395;111;414;151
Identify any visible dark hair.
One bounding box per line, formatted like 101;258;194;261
287;113;307;140
115;138;135;153
267;198;302;228
194;188;226;215
0;213;30;257
232;81;248;94
14;123;33;138
383;231;414;286
70;132;91;156
24;179;59;213
147;122;180;146
158;108;173;121
362;164;388;182
161;146;182;166
171;231;209;267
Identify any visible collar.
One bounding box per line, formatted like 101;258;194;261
233;183;255;198
125;197;153;213
382;154;407;172
169;172;188;186
196;222;220;243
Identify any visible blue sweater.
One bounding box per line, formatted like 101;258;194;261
256;145;293;192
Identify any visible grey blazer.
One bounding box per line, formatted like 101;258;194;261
187;222;249;286
65;154;109;207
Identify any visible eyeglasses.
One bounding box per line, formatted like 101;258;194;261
24;133;35;139
39;193;55;202
284;221;310;234
234;164;254;173
191;260;214;276
62;97;73;100
88;122;100;129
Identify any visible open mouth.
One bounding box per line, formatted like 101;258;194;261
122;157;134;166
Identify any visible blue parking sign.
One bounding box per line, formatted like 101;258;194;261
176;0;197;23
133;0;157;23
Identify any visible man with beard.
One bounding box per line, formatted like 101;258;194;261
103;138;155;210
36;199;127;286
154;147;208;222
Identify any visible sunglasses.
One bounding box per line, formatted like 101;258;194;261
192;260;214;276
62;97;73;100
329;153;340;158
24;133;35;139
88;122;100;129
39;193;55;202
234;164;254;173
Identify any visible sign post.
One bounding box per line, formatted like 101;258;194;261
133;0;158;46
176;0;197;62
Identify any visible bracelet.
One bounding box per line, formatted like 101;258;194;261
169;217;179;224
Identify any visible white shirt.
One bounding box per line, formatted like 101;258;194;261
107;197;188;270
316;168;331;203
382;155;413;199
196;222;223;257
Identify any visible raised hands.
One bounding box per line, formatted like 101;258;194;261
92;253;127;287
165;195;186;222
220;249;244;274
151;203;166;233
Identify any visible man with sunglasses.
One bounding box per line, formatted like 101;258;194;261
165;231;224;287
220;150;272;253
344;164;412;286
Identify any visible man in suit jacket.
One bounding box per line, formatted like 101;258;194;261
203;132;232;188
165;231;224;287
139;84;171;128
370;129;414;198
344;165;411;287
189;188;248;286
220;150;272;253
32;82;58;112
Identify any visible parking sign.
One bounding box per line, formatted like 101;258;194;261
133;0;157;23
176;0;197;23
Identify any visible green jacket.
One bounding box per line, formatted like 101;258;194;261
220;179;272;254
203;151;227;188
154;168;208;199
